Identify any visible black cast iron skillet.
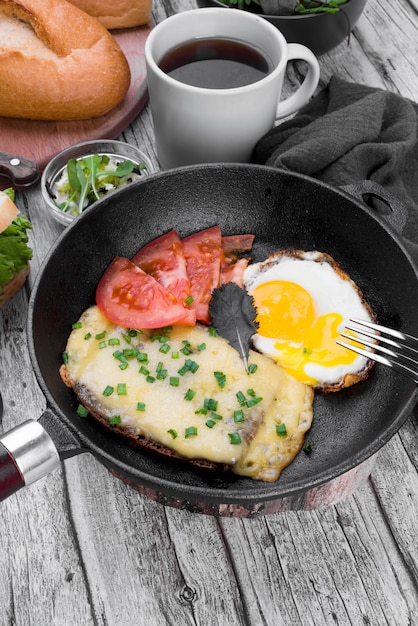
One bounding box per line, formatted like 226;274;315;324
1;164;418;514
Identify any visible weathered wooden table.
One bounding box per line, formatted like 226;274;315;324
1;0;418;624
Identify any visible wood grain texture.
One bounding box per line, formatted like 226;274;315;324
1;0;418;623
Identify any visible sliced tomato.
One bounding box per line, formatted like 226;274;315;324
131;230;191;304
220;234;255;286
96;256;195;329
182;226;223;324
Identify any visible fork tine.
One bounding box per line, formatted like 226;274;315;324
347;318;418;354
337;319;418;385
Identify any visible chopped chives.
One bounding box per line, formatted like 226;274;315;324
208;327;217;336
121;333;132;344
62;352;69;364
197;343;206;351
185;426;198;438
103;385;114;397
234;409;244;422
236;391;246;406
72;322;82;329
159;335;169;343
180;346;192;355
136;402;146;411
137;352;148;362
247;388;256;397
127;329;138;337
246;397;262;407
108;338;120;346
167;429;178;439
156;361;164;372
205;420;216;428
84;332;92;340
109;415;122;425
157;369;167;380
169;377;180;387
248;363;258;374
184;389;195;401
204;398;218;411
98;341;106;349
171;351;179;359
159;343;170;354
139;366;150;375
195;407;207;415
185;295;194;306
119;362;129;371
214;371;226;389
146;376;156;383
228;433;241;445
117;383;127;395
210;412;223;421
276;423;287;437
95;331;107;340
76;404;88;418
188;360;199;373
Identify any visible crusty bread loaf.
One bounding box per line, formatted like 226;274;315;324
0;0;131;120
67;0;152;29
0;267;29;306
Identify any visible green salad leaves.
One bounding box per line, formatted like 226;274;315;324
0;188;32;297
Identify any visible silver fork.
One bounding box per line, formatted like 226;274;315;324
337;318;418;384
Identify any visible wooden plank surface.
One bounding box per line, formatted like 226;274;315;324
1;0;418;624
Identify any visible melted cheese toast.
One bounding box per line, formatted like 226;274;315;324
61;305;314;482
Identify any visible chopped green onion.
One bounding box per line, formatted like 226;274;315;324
208;327;217;336
121;333;132;344
108;338;120;346
214;371;226;389
84;333;92;340
62;352;69;364
137;352;148;363
98;341;106;349
119;362;129;371
276;423;287;437
204;398;218;411
236;391;246;406
246;397;262;408
188;360;199;373
139;366;150;376
167;429;178;439
103;385;114;397
171;351;179;359
234;409;244;422
247;388;256;397
157;369;167;380
95;331;106;340
185;426;198;438
195;407;207;415
76;404;88;418
180;346;192;355
248;363;258;374
170;377;180;387
72;322;82;329
205;420;216;429
210;412;223;421
136;402;146;411
228;433;241;445
146;376;155;383
184;389;195;401
197;343;206;351
159;335;169;343
109;415;122;425
159;343;170;354
127;329;138;337
117;383;127;395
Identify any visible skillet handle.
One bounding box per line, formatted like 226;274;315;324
342;181;409;234
0;420;60;502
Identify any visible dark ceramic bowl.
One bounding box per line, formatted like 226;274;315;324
196;0;368;56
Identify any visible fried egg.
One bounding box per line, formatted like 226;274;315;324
243;251;375;391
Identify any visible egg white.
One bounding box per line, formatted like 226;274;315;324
244;251;374;388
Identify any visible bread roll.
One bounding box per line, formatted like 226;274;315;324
68;0;152;29
0;0;131;120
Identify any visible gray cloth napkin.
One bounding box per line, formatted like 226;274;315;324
254;75;418;261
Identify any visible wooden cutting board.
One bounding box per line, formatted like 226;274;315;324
0;25;151;177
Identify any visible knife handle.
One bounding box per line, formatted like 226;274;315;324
0;152;39;189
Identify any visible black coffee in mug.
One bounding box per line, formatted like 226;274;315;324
158;37;274;89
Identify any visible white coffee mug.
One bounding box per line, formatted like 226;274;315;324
145;8;320;169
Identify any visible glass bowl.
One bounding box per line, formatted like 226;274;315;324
41;139;154;226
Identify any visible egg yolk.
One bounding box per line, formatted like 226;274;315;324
251;280;360;385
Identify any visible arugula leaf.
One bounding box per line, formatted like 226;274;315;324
209;282;258;372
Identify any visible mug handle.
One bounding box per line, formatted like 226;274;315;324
275;43;320;120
